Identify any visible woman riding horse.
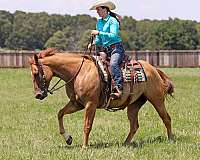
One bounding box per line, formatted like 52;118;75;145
89;0;125;99
29;48;174;149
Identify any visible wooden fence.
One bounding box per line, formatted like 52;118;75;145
0;50;200;68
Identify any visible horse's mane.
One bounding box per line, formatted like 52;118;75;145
82;55;94;61
38;48;58;58
36;48;95;65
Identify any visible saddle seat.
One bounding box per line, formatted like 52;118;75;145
96;52;147;84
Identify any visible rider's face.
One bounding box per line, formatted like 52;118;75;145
96;7;108;18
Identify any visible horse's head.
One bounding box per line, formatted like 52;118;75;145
29;53;53;100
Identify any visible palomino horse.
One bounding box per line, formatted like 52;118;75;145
29;48;174;148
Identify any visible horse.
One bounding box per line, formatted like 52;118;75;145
28;48;174;148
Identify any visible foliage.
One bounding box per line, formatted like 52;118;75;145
44;27;75;50
121;16;138;50
0;11;13;48
150;18;199;50
195;23;200;49
78;29;92;50
0;10;200;51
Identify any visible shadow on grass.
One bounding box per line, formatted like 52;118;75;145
90;135;176;149
57;134;193;149
86;136;168;149
128;135;168;148
125;134;195;148
58;144;82;149
90;142;121;149
57;142;122;149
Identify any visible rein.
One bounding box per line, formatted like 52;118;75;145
47;36;94;94
48;57;85;94
37;61;48;96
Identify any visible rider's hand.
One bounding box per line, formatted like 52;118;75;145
91;30;99;36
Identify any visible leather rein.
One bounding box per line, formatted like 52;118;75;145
40;36;94;95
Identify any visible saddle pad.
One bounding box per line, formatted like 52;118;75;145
122;60;147;83
93;56;108;82
93;56;147;84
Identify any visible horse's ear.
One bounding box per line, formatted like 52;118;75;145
34;54;39;64
28;57;34;64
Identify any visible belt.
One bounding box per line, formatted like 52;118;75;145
107;42;122;49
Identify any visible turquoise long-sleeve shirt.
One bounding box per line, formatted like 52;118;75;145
95;15;122;47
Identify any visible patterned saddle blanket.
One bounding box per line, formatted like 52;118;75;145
94;56;147;84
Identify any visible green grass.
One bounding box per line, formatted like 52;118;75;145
0;68;200;160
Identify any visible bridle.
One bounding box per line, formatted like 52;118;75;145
34;56;84;97
34;60;48;97
35;35;94;96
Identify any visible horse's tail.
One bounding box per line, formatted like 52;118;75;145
156;68;174;97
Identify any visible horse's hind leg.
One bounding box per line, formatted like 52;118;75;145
124;95;147;145
148;97;173;140
58;101;83;145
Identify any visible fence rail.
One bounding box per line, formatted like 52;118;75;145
0;50;200;68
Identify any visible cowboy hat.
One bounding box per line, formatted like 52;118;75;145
90;0;116;10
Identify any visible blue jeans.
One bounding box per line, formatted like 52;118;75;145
107;43;125;90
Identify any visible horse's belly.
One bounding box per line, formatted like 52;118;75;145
109;82;146;108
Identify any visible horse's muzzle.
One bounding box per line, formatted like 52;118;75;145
35;91;47;100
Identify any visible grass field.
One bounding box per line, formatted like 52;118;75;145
0;68;200;160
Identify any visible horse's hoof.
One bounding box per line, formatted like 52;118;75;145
66;135;73;145
81;145;88;151
122;142;130;146
169;134;175;142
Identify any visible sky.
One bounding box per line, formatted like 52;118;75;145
0;0;200;22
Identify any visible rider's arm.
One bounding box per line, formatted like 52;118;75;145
98;18;120;40
95;35;103;45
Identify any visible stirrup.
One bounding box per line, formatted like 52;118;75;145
110;90;122;99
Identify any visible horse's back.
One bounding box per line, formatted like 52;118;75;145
138;60;163;82
138;60;167;99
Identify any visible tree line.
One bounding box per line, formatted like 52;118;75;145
0;10;200;51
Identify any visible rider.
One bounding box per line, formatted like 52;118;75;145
89;0;125;99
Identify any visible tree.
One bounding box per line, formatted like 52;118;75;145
195;23;200;48
121;16;138;50
0;11;13;48
78;29;91;50
5;11;70;50
44;31;68;50
150;18;199;50
70;15;96;50
45;26;75;50
5;32;27;49
1;10;200;50
5;11;33;49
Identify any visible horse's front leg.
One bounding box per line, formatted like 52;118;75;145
58;101;83;145
82;101;97;149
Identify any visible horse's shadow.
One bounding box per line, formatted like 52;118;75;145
58;134;190;149
90;134;182;149
90;135;168;149
128;135;168;148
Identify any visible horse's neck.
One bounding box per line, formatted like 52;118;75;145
41;54;83;81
